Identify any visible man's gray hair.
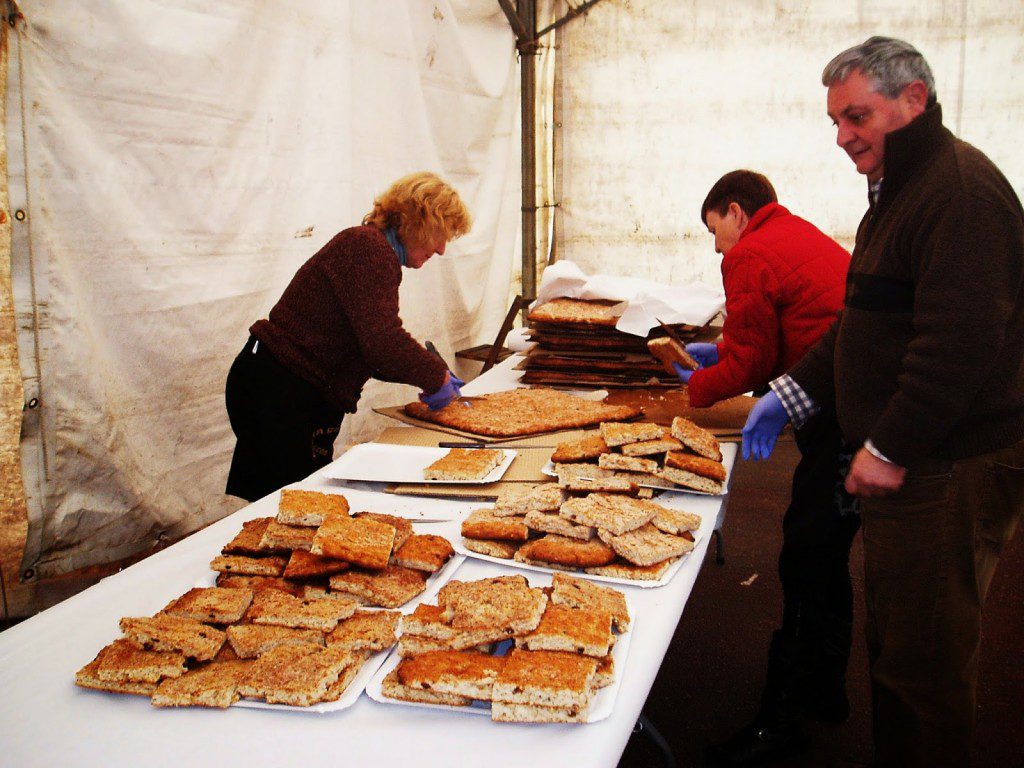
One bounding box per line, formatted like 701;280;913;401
822;36;936;106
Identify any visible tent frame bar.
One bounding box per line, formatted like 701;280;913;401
497;0;607;310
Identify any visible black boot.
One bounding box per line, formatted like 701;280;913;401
704;631;810;767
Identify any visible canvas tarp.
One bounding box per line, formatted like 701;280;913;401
4;0;521;578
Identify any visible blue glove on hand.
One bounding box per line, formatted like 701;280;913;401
448;372;465;391
672;362;695;384
685;342;719;368
741;390;790;460
419;375;460;411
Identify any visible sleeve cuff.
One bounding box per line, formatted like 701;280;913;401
769;375;820;429
863;439;897;465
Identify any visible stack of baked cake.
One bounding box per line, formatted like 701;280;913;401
381;573;630;723
520;297;705;388
460;479;701;582
75;489;453;708
212;489;454;609
76;581;401;708
551;417;727;495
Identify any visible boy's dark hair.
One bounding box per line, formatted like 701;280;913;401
700;170;777;224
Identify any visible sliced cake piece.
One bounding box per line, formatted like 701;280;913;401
381;668;472;706
226;624;325;659
599;421;664;447
515;534;617;569
550;433;609;464
310;515;396;570
399;604;507;647
150;659;254;708
396;649;506;701
493;482;566;515
319;651;372;702
209;554;287;577
661;450;727;494
354;512;414;550
277;488;350;526
221;517;274;556
461;537;519;559
259;520;317;552
91;638;186;683
559;494;659;536
328;565;427;608
326;609;400;652
669;416;723;461
619;431;684;457
75;657;158;696
119;615;226;661
282;550;351;580
215;574;303;597
423;448;504;481
550;572;631;632
460;510;529;541
598;522;695;566
437;576;547;634
597;453;660;474
524;510;596;541
584;557;678;581
236;643;354;706
247;589;358;631
391;534;454;573
515;604;614;657
651;507;702;535
491;648;598;709
162;587;253;625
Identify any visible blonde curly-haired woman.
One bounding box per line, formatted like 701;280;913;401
225;172;472;501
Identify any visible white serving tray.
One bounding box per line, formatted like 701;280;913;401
542;441;737;496
323;444;516;484
365;565;634;723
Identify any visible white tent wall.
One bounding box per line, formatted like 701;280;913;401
554;0;1024;287
5;0;520;583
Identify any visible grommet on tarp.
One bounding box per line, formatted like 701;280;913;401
24;397;38;410
22;567;35;582
14;209;26;221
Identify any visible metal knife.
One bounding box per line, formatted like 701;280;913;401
655;317;688;347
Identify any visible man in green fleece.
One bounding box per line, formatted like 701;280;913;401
742;37;1024;767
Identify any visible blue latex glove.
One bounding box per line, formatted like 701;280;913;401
685;342;719;368
672;362;695;384
449;372;465;391
419;375;460;411
742;390;790;460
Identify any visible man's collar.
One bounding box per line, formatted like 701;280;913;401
880;104;951;194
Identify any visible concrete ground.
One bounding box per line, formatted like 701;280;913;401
618;439;1024;768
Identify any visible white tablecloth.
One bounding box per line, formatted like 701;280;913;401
0;356;732;767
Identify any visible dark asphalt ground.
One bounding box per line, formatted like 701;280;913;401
618;439;1024;768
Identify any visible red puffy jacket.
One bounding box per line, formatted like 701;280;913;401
686;203;849;408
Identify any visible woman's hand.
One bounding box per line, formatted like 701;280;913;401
418;371;464;411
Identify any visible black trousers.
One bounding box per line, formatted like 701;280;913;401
224;336;343;502
763;409;861;722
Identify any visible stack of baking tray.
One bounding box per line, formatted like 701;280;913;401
518;298;713;389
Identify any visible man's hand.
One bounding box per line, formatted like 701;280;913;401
672;362;695;384
741;390;789;460
685;342;719;368
844;447;906;497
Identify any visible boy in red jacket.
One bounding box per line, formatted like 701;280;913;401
677;171;858;766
